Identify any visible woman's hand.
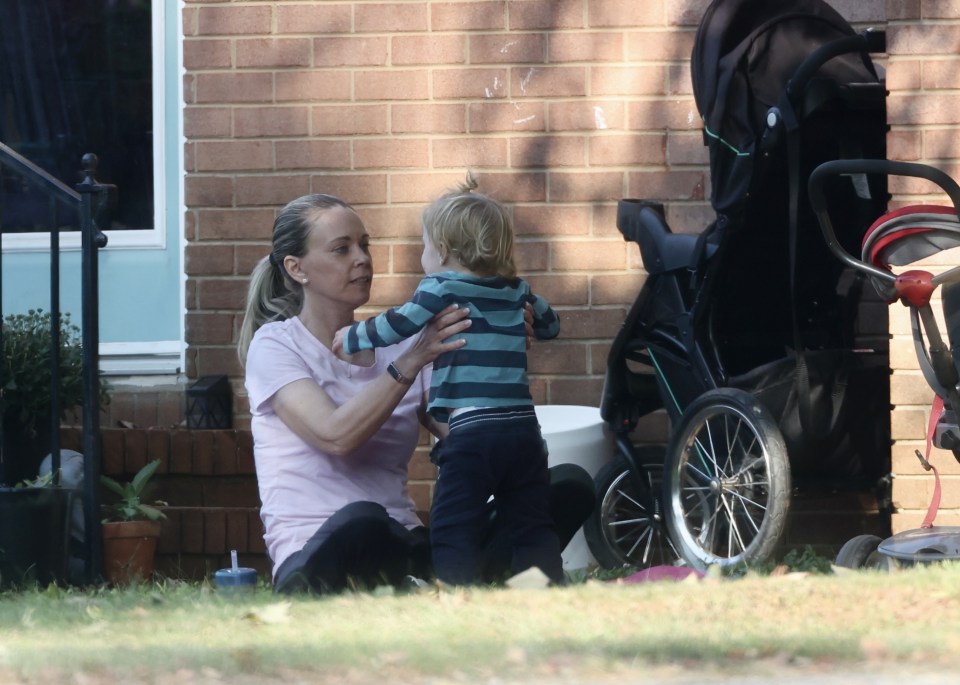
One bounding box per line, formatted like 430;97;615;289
331;326;348;355
396;304;471;377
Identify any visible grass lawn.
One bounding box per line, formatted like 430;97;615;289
2;559;960;684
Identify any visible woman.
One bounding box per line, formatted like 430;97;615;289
238;193;594;594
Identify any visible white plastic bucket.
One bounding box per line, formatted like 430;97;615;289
535;404;611;570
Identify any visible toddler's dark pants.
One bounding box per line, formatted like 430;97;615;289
429;406;564;586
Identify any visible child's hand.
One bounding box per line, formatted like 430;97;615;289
332;327;349;355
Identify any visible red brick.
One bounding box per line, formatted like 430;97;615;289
470;34;546;64
509;66;587;98
356;3;428;32
275;140;351;170
234;107;310;138
555;307;627;339
185;176;235;206
433;68;508;99
226;510;251;552
432;138;508;167
549;377;603;406
548;101;627;132
589;133;666;166
192;431;215;475
891;24;960;54
170;430;194;474
591;65;666;96
185;244;234;276
524;274;590;306
625;30;694;61
275;71;352;102
194;208;276;241
550;32;624;62
393;35;467;65
628;99;702;131
432;2;506;30
194;141;274;172
392;104;466;134
186;312;235;346
508;1;585;30
514;241;550;272
309;173;388;205
591;272;646;305
312;105;389;135
354;139;429;169
196;279;248;312
590;0;666;26
355;70;430;101
312;37;389;67
197;6;271;36
183;39;232;70
236;175;311;207
548;171;627;202
626;170;706;201
203;509;228;554
887;0;919;19
248;510;267;554
237;431;256;475
528;341;588;374
277;4;352;34
213;431;239;475
514;205;591;236
179;509;205;554
194;73;274;104
236;39;312;69
468;102;546;132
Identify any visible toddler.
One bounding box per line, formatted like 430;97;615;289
333;176;563;585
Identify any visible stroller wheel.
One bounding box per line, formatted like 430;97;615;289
663;388;791;571
835;534;891;570
583;447;681;570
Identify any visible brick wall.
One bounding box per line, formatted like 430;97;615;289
170;0;960;570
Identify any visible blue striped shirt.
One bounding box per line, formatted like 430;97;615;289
343;272;559;422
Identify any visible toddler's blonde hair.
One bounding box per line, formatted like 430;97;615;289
421;173;516;279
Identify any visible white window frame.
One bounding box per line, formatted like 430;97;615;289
1;2;167;255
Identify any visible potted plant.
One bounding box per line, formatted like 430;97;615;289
0;308;106;485
100;458;166;585
0;309;105;588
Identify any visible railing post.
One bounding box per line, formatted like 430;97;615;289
76;153;111;583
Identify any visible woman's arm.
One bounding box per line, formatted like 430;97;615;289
273;305;470;456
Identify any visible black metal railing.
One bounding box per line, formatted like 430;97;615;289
0;140;112;583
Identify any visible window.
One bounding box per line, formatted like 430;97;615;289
0;0;154;240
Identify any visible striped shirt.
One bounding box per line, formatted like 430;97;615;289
343;272;559;422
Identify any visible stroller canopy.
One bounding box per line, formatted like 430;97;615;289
692;0;880;216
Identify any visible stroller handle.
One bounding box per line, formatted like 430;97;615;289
786;30;885;103
809;159;960;284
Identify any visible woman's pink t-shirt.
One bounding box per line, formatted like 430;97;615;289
245;317;428;577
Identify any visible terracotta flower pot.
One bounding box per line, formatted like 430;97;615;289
101;519;162;585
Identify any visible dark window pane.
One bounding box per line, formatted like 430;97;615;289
0;0;153;233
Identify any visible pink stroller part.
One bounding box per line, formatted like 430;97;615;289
811;159;960;566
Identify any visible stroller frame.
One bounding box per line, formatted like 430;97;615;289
584;2;891;572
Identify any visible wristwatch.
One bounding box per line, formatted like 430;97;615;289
387;361;413;386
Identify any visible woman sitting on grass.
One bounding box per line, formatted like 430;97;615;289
238;192;594;595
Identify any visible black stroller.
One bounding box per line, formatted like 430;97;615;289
583;0;891;571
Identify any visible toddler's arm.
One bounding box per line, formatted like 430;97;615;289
342;278;448;353
528;292;560;340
